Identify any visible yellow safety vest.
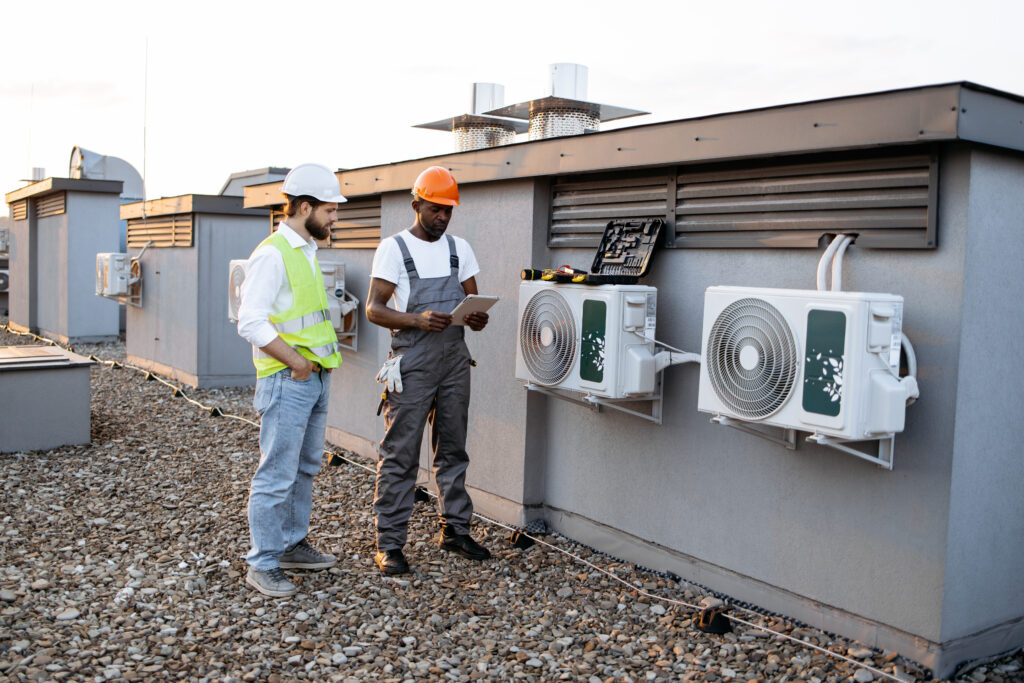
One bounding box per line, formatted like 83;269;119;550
252;232;342;378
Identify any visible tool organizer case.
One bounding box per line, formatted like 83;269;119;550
587;218;664;284
520;218;664;284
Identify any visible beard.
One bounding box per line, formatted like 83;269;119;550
305;214;332;241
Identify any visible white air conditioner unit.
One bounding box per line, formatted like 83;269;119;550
0;227;9;254
228;259;249;323
95;253;130;296
515;281;659;399
0;269;8;293
698;286;914;441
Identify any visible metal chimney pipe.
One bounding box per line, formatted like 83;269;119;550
546;63;588;100
471;83;505;115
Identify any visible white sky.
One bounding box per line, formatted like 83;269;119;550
1;0;1020;206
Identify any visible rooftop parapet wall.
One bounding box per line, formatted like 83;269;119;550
244;83;1024;208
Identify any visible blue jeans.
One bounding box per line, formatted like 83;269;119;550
247;368;330;571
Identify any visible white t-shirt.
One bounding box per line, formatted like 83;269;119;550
370;229;480;312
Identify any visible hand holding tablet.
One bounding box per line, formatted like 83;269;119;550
450;295;499;325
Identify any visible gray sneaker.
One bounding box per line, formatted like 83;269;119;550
246;567;297;598
279;539;337;570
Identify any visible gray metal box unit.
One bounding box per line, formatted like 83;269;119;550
0;345;94;453
4;178;123;343
119;195;268;388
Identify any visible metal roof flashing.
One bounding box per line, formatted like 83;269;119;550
6;177;124;204
120;195;267;220
242;82;1024;209
0;345;95;372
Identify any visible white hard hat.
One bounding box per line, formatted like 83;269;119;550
281;163;347;203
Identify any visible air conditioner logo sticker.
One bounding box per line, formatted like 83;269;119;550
803;309;846;417
580;299;606;383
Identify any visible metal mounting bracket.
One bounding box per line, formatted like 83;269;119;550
806;433;895;470
524;377;665;425
710;414;798;450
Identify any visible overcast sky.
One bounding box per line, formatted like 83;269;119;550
1;0;1020;206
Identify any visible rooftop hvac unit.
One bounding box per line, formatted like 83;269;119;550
697;286;916;442
0;227;9;254
0;269;8;293
228;258;360;351
95;253;131;297
515;281;659;399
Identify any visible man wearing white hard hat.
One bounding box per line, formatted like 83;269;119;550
236;163;346;598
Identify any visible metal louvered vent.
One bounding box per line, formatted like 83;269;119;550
455;124;517;151
529;108;600;140
707;297;798;419
519;288;577;385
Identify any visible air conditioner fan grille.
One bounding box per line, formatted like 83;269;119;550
707;297;798;419
519;289;577;385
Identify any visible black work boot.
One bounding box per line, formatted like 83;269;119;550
374;548;410;575
438;527;491;561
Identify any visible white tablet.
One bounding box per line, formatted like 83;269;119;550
450;295;499;324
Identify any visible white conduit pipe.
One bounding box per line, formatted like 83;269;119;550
816;235;846;291
830;235;854;292
901;332;917;378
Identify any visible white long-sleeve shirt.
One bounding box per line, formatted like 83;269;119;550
236;222;320;349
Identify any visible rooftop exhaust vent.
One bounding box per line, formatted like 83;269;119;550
486;63;648;140
69;146;144;201
414;83;529;152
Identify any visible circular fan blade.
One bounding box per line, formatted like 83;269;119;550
707;297;798;419
519;288;577;385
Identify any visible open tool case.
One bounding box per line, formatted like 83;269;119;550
588;218;664;284
522;218;664;284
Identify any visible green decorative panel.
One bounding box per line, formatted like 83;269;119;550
802;309;846;417
580;299;607;383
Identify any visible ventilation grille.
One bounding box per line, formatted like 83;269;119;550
331;197;382;248
269;197;382;249
548;150;937;249
519;288;577;385
36;193;66;218
529;109;600;140
550;173;669;247
455;124;517;152
675;154;935;248
707;297;798;419
127;214;194;248
10;200;28;221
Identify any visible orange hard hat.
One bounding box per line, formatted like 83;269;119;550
412;166;460;206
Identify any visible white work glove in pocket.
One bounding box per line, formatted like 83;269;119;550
375;356;403;393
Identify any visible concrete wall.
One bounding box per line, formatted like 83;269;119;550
127;244;199;381
66;193;120;340
8;212;35;330
533;149;974;645
942;147;1024;642
128;214;266;388
196;214;267;386
26;192;120;342
319;145;1023;672
325;180;538;517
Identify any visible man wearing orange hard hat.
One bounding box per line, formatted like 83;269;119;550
365;166;490;576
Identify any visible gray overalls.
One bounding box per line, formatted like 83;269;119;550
374;234;475;551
